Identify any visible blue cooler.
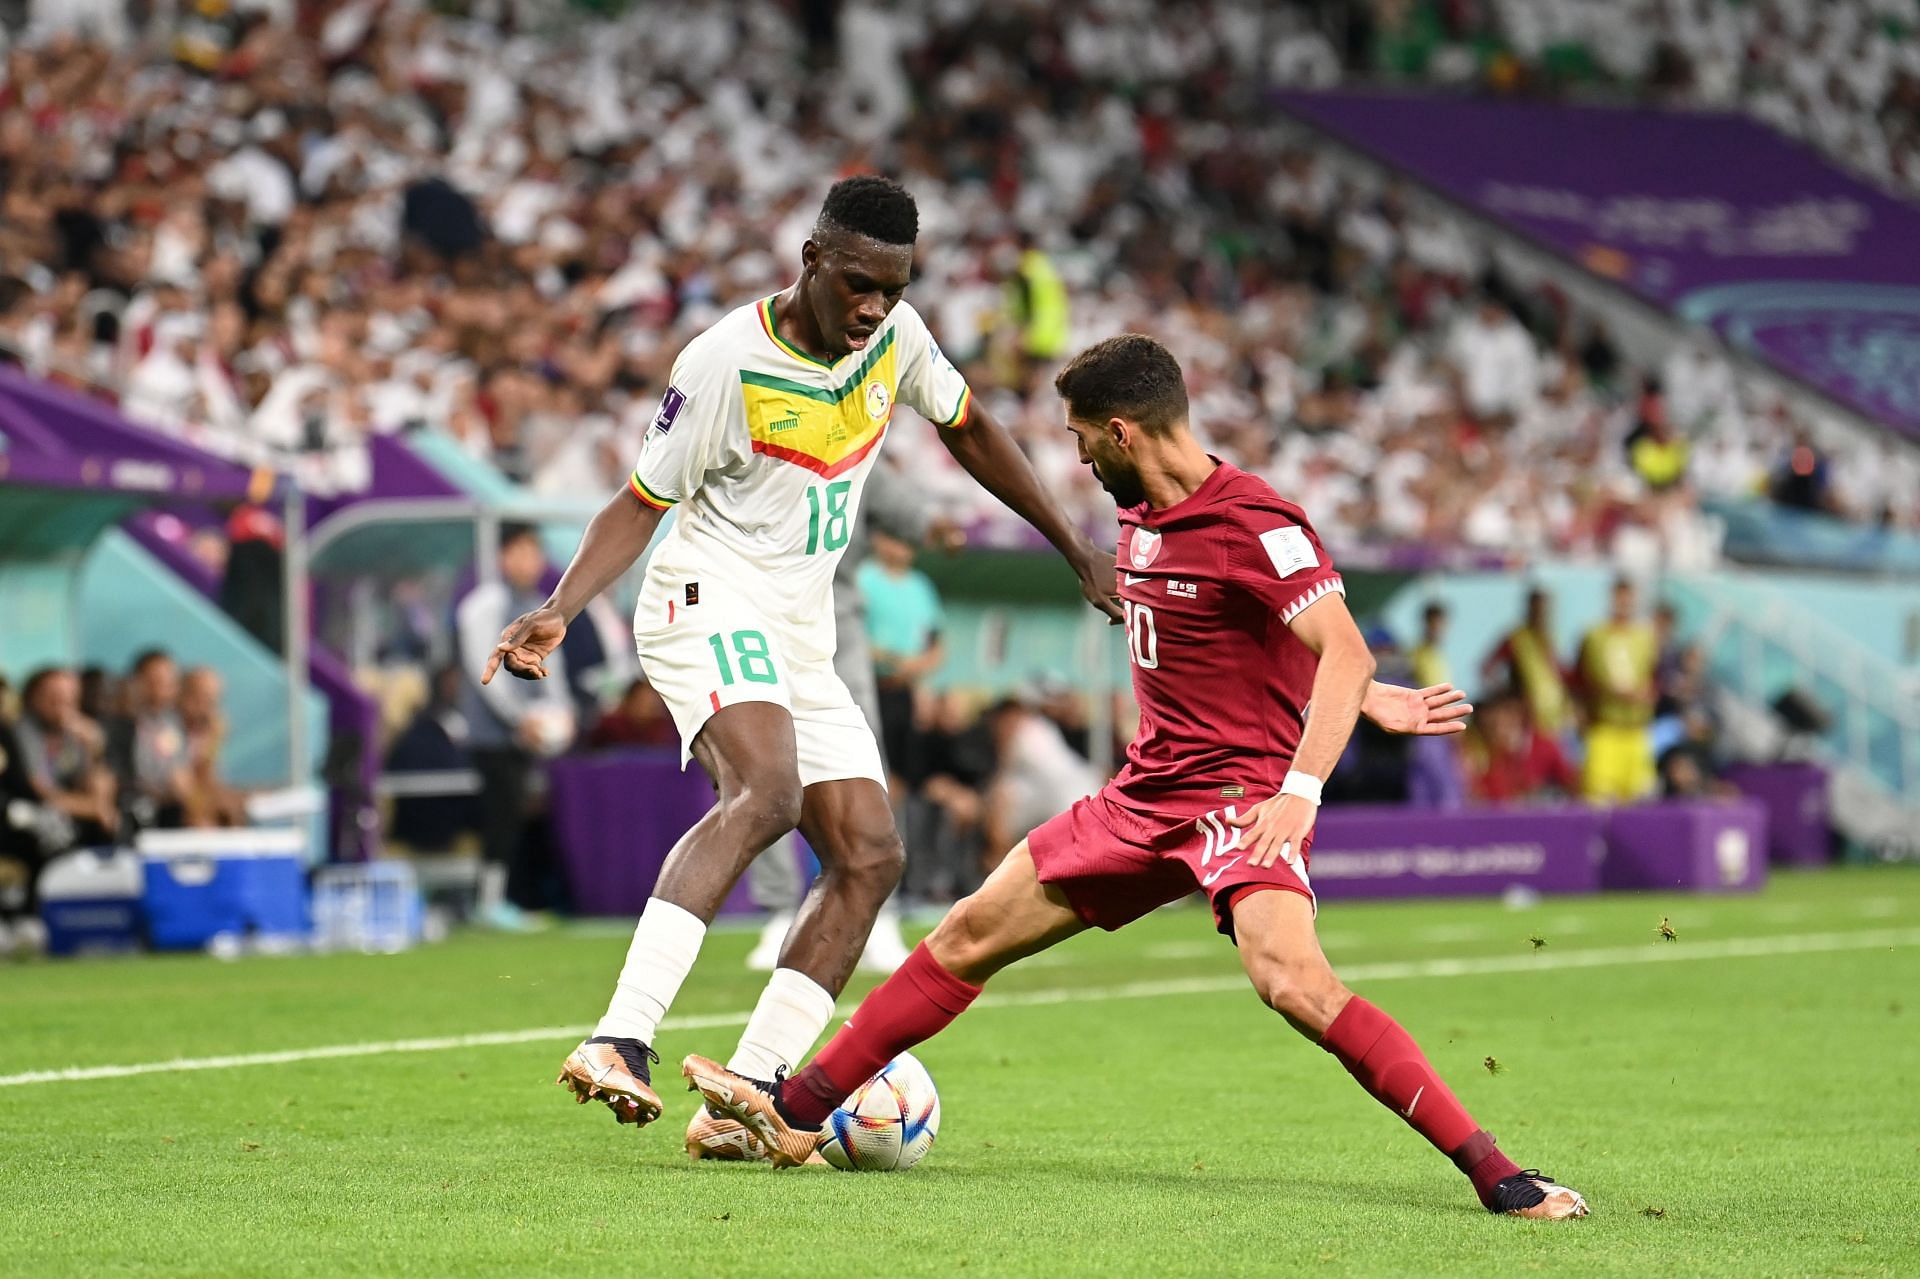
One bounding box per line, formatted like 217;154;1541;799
137;828;309;950
39;848;144;956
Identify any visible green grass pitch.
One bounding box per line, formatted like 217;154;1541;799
4;867;1917;1278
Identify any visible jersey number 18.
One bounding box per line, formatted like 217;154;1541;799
805;481;852;554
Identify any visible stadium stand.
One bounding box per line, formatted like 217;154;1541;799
3;0;1916;580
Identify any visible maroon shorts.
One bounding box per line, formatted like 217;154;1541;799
1027;788;1315;939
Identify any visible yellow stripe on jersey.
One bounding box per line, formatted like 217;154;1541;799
628;471;674;509
741;320;901;478
940;384;973;429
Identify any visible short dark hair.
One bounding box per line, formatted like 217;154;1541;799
816;176;918;247
22;666;66;703
499;521;541;552
1053;334;1189;436
131;649;172;675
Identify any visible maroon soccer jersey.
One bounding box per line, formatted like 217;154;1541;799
1106;460;1344;819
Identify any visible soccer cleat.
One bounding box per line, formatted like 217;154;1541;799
1489;1170;1590;1219
685;1103;767;1161
681;1054;823;1169
557;1036;663;1127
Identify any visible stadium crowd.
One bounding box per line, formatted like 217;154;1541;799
0;0;1882;918
4;0;1917;579
0;649;245;936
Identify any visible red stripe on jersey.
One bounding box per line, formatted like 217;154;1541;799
709;690;722;713
668;600;675;624
749;417;888;478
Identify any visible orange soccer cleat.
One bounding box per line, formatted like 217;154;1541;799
680;1054;822;1168
685;1103;767;1161
556;1037;663;1127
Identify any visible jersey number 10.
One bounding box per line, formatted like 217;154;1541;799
1124;600;1159;670
805;481;853;555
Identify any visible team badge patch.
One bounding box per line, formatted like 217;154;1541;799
651;386;687;435
1259;526;1318;577
1130;528;1163;569
685;581;700;606
865;380;891;420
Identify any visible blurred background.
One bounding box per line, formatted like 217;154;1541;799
4;0;1919;959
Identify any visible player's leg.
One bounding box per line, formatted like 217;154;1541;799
683;841;1086;1165
1229;888;1588;1219
742;840;802;972
689;673;905;1157
559;701;804;1126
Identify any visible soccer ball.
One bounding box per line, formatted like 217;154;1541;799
818;1052;940;1171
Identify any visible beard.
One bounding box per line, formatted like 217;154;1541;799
1090;459;1147;508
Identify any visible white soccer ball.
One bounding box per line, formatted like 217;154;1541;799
819;1051;940;1171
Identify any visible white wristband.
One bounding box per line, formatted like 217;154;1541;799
1279;770;1324;806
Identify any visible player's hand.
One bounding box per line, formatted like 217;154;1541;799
1363;682;1472;736
1225;794;1316;871
483;606;568;683
1077;545;1123;624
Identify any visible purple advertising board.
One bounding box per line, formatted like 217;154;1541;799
0;367;261;500
1277;91;1920;440
1722;762;1832;867
1308;806;1605;901
547;751;760;917
1603;799;1769;893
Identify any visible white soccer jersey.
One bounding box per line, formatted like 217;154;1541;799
627;295;971;660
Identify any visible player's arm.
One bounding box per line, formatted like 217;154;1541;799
1227;592;1376;869
481;492;666;684
936;400;1121;623
486;361;731;684
1361;680;1472;735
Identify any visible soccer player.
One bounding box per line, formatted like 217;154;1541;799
684;334;1590;1219
481;177;1120;1157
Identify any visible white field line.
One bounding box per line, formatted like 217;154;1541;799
4;926;1917;1090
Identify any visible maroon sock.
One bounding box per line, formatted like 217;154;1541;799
1320;997;1519;1207
779;942;981;1128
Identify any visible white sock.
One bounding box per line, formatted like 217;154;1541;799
727;967;837;1079
594;897;707;1043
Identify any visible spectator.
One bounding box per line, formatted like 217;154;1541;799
0;703;43;931
857;529;945;800
385;666;480;856
178;666;247;827
455;523;574;922
1482;587;1573;738
1447;297;1539;422
1627;397;1690;495
1770;432;1836;514
1573;577;1660;804
14;667;119;850
904;690;997;903
1410;601;1451;689
109;650;198;829
1463;691;1580;805
985;690;1100;859
76;665;118;724
586;677;678;751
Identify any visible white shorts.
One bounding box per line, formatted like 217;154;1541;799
634;582;885;790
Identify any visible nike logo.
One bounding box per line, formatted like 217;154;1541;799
1402;1086;1424;1119
1123;573;1150;585
1200;855;1242;887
